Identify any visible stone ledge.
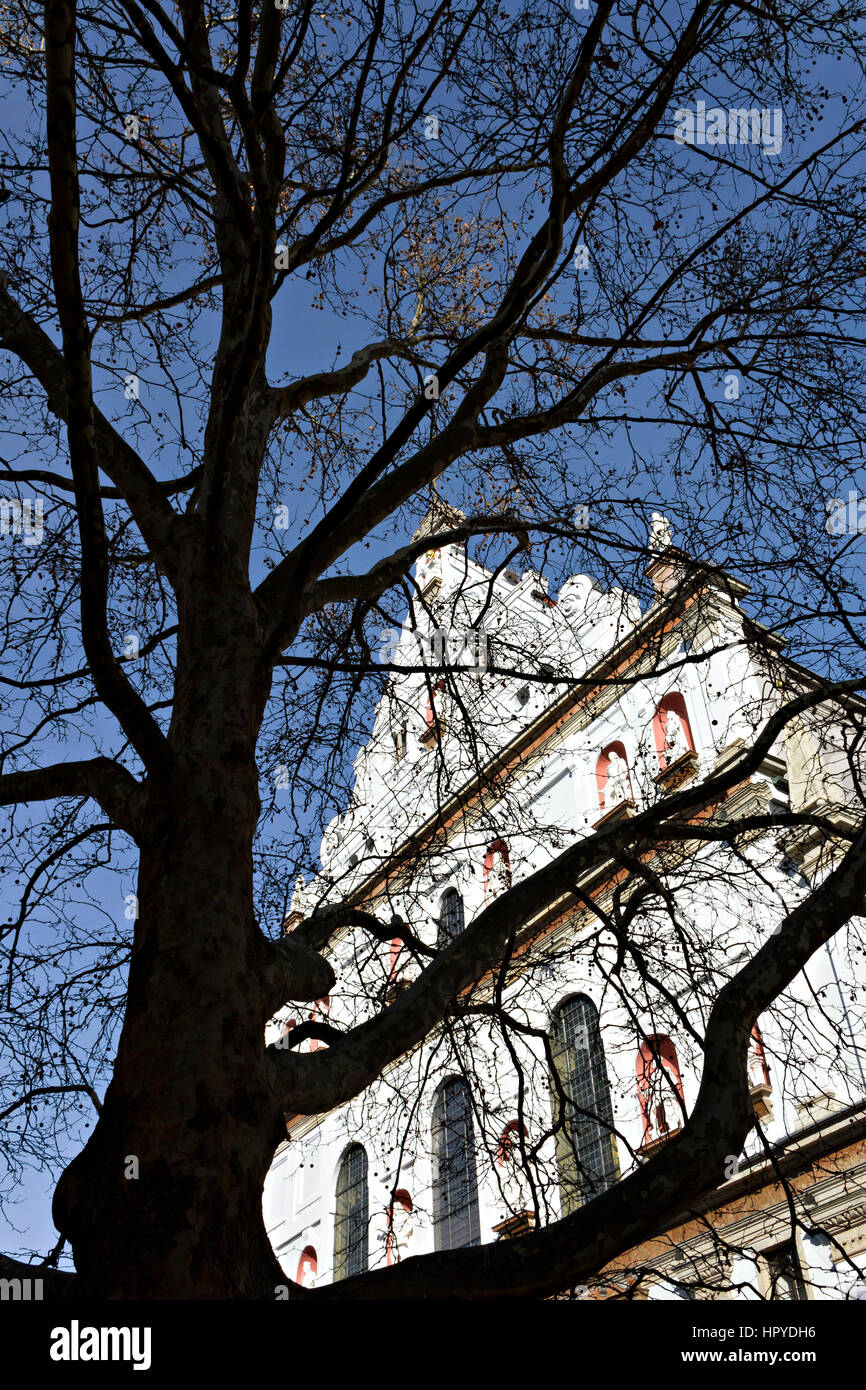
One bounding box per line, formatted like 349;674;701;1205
593;799;636;830
654;749;699;792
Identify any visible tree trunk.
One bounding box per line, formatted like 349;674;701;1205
52;757;285;1298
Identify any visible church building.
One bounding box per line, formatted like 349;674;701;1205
263;507;866;1299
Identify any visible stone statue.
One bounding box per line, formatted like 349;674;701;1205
388;1200;414;1262
644;1068;671;1141
486;851;511;899
501;1156;530;1212
414;547;442;596
289;875;309;919
605;750;630;807
663;709;690;765
747;1035;768;1089
498;1129;531;1212
649;511;673;552
557;574;595;622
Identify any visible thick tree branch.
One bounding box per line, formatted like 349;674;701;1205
0;461;201;501
291;903;435;960
299;517;543;616
255;934;336;1012
0;759;144;840
94;274;224;326
278;1019;343;1051
270;335;427;421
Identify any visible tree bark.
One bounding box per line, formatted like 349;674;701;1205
53;776;287;1298
51;601;292;1297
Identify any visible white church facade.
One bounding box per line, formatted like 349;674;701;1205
263;509;866;1299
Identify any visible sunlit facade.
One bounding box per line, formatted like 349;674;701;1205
264;510;866;1298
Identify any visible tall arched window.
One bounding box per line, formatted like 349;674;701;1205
333;1144;369;1281
438;887;465;947
549;995;620;1214
296;1245;317;1287
637;1035;685;1145
432;1077;481;1251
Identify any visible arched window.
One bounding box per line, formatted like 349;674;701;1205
296;1245;317;1287
432;1077;481;1251
595;742;632;812
637;1035;685;1145
653;693;695;771
438;887;465;947
333;1144;369;1281
483;839;511;901
549;995;620;1214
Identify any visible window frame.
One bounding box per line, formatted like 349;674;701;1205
333;1143;369;1282
437;886;465;947
760;1238;809;1301
549;994;620;1214
432;1076;481;1252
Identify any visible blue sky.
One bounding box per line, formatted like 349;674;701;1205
1;3;865;1264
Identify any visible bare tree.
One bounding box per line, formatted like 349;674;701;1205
0;0;864;1298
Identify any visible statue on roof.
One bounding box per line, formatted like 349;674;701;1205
411;497;466;543
649;512;674;552
556;574;596;622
